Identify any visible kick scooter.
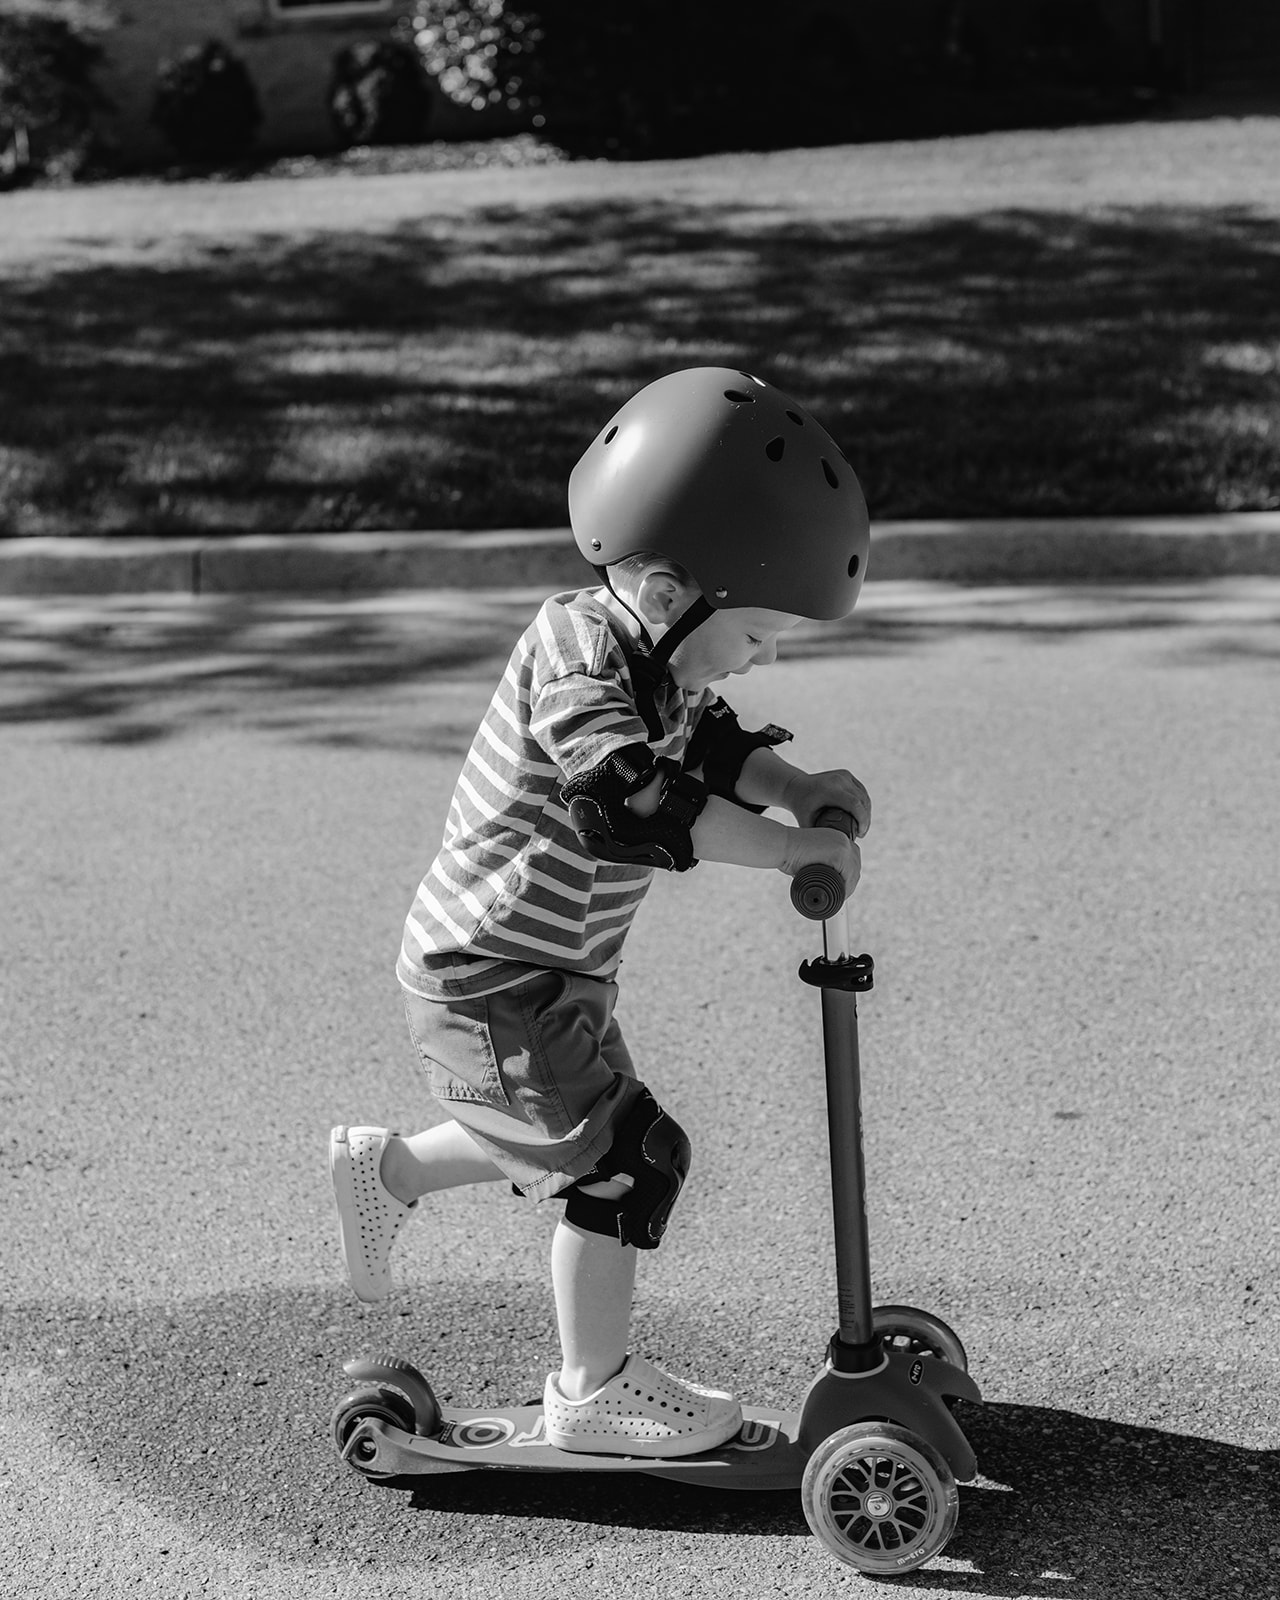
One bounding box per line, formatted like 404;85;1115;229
331;810;982;1575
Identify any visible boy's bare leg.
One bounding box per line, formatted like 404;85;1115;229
380;1135;636;1399
551;1178;638;1401
380;1122;504;1202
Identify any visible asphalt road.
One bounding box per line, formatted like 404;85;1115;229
2;580;1277;1600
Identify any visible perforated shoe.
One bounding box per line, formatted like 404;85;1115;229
543;1353;743;1457
329;1125;416;1303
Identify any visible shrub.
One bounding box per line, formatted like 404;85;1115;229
0;1;109;181
399;1;865;158
397;2;1161;160
519;0;866;158
150;38;262;163
329;39;433;146
397;2;541;116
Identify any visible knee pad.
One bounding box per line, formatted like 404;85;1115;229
563;1087;691;1250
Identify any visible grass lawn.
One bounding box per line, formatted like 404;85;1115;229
2;116;1279;537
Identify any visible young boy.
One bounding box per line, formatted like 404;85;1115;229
330;366;872;1458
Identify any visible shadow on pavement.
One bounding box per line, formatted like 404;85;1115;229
4;1287;1276;1593
786;581;1280;670
0;592;532;751
936;1400;1279;1597
1;583;1276;749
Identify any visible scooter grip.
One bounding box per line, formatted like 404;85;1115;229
789;807;856;919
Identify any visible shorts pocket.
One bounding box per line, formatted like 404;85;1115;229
514;968;572;1029
403;991;508;1107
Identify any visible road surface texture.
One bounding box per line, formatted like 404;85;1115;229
2;580;1277;1599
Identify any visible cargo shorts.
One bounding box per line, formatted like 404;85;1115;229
402;968;647;1202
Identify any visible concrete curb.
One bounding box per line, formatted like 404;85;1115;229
3;515;1280;596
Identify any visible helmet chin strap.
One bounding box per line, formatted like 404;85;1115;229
594;567;714;740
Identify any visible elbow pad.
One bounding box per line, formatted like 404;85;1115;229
561;743;708;872
687;699;793;812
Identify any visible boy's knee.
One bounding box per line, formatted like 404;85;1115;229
575;1174;635;1202
563;1088;690;1250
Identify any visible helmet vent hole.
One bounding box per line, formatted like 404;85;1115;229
821;458;840;488
604;425;618;444
723;389;756;404
849;553;861;577
786;410;804;426
765;436;785;462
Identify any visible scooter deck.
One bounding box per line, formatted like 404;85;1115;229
345;1403;807;1489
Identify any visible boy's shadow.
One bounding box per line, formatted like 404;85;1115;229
406;1397;1278;1594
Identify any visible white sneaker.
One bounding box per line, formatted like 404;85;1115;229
329;1126;416;1303
543;1352;743;1457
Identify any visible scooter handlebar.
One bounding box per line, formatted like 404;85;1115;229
790;807;856;920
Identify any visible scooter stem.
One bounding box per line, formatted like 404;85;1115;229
799;930;877;1359
819;978;877;1350
797;806;880;1365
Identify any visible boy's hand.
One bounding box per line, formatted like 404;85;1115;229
783;768;872;839
779;825;862;900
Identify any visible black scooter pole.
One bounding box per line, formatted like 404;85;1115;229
792;810;879;1369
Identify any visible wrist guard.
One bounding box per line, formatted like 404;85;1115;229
686;698;793;813
561;743;708;872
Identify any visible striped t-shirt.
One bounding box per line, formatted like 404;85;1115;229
397;587;715;1001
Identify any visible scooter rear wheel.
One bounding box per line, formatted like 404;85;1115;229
801;1421;959;1574
873;1304;968;1371
332;1385;415;1480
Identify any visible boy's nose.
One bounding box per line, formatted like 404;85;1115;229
752;639;777;666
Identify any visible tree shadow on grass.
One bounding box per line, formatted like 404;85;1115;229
1;200;1279;537
4;1287;1275;1594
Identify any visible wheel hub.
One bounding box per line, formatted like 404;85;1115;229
801;1422;961;1574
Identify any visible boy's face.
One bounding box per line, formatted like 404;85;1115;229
666;603;804;693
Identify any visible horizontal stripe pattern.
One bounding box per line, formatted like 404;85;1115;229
398;588;711;999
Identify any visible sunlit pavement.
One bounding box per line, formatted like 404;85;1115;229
2;579;1278;1600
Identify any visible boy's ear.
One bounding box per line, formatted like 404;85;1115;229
635;570;693;628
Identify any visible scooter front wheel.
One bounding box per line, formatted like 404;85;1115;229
801;1421;959;1574
873;1304;968;1372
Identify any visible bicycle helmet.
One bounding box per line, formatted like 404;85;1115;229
569;367;871;621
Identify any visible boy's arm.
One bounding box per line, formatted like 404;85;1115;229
627;781;862;893
690;795;859;885
733;745;872;838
